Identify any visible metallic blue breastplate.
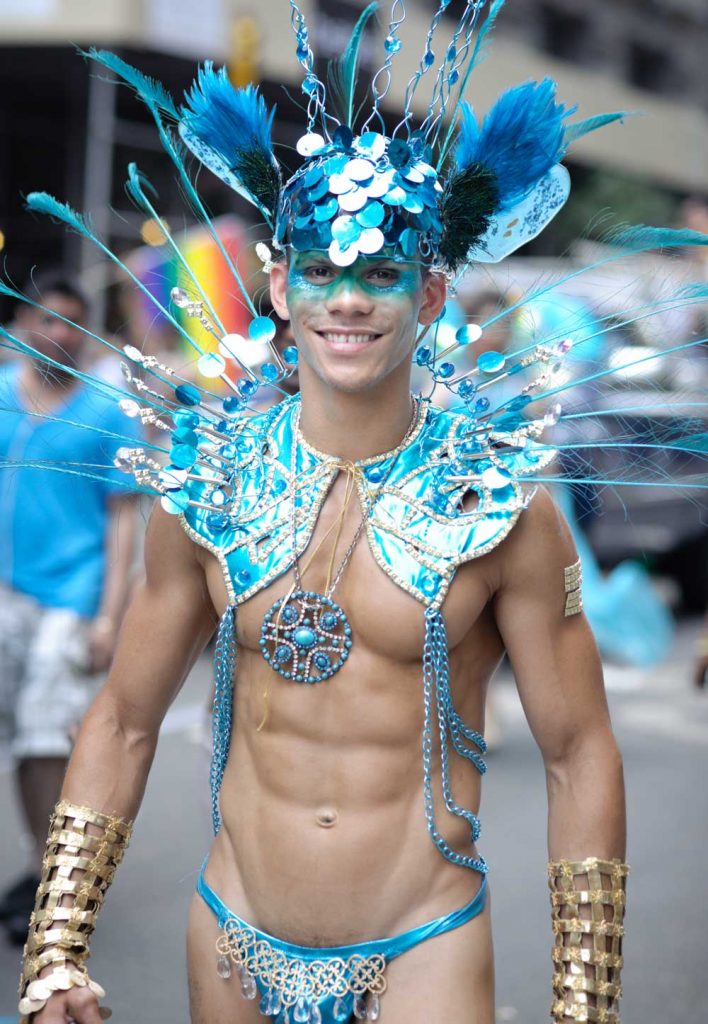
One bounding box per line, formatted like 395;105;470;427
180;395;552;609
187;395;553;871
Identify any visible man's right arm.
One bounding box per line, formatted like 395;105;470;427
28;503;218;1024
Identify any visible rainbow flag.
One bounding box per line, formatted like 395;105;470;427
125;215;256;387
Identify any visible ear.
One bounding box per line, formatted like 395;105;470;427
418;270;447;326
269;261;290;320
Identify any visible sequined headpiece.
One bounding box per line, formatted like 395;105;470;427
176;1;624;272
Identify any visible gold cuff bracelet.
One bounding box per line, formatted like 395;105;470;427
18;800;133;1022
548;857;628;1023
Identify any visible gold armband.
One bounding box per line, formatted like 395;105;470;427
18;800;133;1022
564;559;583;617
548;857;628;1023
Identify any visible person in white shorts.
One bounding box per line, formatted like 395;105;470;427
0;271;140;944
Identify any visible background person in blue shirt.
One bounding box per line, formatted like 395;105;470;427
0;271;140;944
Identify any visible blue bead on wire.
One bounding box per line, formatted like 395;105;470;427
421;607;488;872
211;605;236;834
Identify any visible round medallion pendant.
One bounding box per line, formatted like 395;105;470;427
259;591;353;683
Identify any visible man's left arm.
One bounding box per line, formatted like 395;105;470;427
493;487;627;1022
88;493;139;672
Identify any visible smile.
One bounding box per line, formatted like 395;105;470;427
317;330;383;345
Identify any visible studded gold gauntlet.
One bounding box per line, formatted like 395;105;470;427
548;858;628;1023
18;800;133;1022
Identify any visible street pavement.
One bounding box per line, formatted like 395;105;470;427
1;624;706;1022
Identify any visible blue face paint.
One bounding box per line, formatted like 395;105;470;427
287;251;423;301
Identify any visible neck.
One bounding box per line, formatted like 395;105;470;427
297;374;416;462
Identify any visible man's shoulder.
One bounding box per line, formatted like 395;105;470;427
493;485;578;591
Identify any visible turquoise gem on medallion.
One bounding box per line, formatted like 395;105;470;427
260;591;352;683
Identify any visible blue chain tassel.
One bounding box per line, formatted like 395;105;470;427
211;605;236;834
422;607;488;873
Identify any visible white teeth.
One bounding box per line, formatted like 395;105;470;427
322;332;377;345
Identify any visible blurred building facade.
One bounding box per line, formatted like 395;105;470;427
0;0;706;323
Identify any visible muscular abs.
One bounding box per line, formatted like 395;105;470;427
198;473;504;947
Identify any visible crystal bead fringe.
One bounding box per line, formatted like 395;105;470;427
211;605;236;833
422;608;487;873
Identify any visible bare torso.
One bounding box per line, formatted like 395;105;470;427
197;471;504;944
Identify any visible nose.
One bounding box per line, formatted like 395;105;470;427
324;276;375;318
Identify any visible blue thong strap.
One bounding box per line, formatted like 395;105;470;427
197;860;487;1023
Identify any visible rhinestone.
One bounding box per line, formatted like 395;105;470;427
175;384;201;406
119;398;141;418
219;333;245;359
122;343;144;362
197;352;226;378
477;351;506;374
456;324;483;345
170;286;190;308
353;995;368;1020
249;316;276;343
333;998;350;1022
216;954;231;978
367;994;381;1021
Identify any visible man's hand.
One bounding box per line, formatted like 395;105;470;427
86;616;118;674
30;986;106;1023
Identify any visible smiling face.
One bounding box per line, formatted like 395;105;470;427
270;251;446;396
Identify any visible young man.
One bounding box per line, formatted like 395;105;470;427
15;14;634;1023
21;248;625;1024
0;273;140;945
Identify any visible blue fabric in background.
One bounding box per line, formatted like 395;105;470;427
0;362;142;618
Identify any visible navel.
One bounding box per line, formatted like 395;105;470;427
315;807;339;829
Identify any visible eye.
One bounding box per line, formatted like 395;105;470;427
303;265;335;282
367;267;399;285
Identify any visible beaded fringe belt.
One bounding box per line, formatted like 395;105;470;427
216;916;386;1022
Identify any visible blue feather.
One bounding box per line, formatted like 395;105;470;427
563;111;628;145
25;192;94;240
607;225;708;252
328;1;378;128
181;64;276;166
454;79;572;209
82;48;179;119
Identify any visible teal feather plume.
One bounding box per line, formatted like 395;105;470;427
327;1;378;128
607;224;708;252
25;192;94;240
563;111;628;146
82;48;179;119
180;64;280;221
